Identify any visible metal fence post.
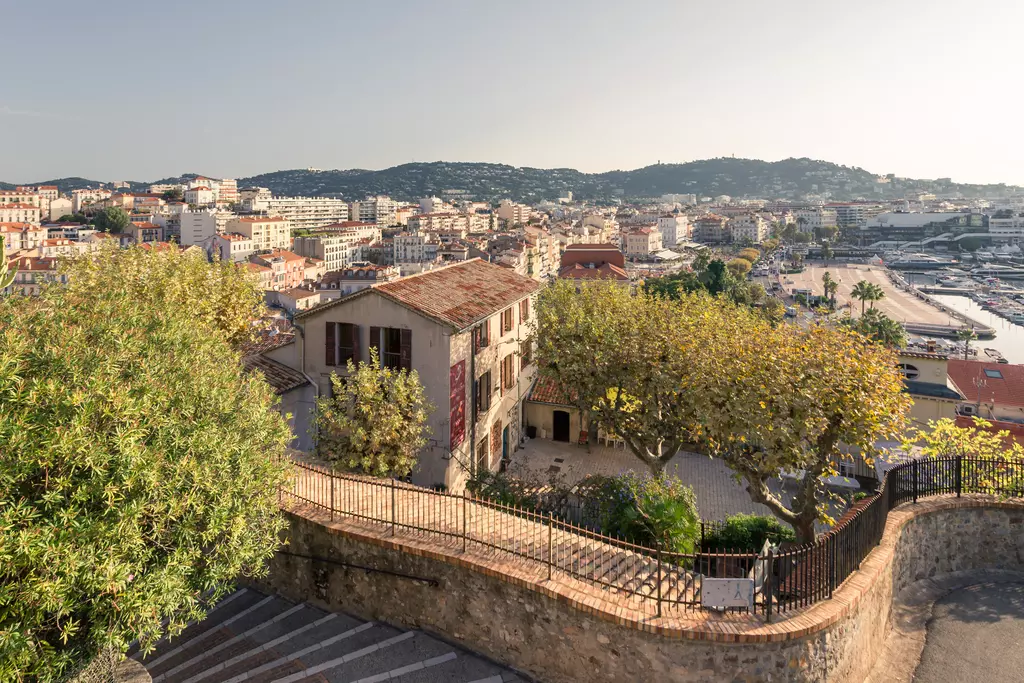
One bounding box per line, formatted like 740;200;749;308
330;474;335;521
547;513;553;581
462;491;468;552
391;479;396;536
956;455;962;498
656;547;663;618
913;459;918;504
765;549;774;624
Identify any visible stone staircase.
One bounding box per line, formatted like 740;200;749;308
132;588;527;683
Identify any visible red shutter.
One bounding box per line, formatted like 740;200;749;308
350;324;360;364
369;326;381;366
325;321;336;366
399;329;412;371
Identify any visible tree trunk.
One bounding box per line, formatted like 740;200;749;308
793;514;816;546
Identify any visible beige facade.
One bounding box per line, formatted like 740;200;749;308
623;227;662;259
227;216;291;252
293;261;539;491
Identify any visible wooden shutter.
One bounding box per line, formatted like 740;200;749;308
325;321;336;366
369;326;381;367
399;328;412;370
520;298;530;321
350;324;360;364
500;358;506;397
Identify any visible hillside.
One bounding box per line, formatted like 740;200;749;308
4;158;1020;202
237;158;1020;202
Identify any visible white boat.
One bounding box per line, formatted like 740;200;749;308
970;264;1024;279
887;253;958;269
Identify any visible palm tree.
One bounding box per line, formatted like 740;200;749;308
851;280;872;315
867;283;885;309
822;271;839;310
955;327;977;360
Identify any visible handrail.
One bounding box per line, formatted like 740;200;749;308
281;455;1024;621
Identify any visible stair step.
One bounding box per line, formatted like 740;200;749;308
296;632;454;683
209;622;398;683
390;652;517;683
154;602;318;682
146;596;280;674
136;589;257;662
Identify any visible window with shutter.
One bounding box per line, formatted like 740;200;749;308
475;370;491;418
399;328;412;370
369;326;381;365
520;340;531;370
325;321;336;366
337;323;359;364
520;298;530;322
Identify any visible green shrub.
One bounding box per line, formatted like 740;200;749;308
703;514;796;552
466;470;541;508
593;472;701;553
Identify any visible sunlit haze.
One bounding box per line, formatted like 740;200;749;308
3;0;1022;183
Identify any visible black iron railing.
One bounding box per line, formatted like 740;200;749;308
281;456;1024;622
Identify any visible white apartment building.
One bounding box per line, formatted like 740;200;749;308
48;197;72;222
226;216;291;252
406;212;488;234
393;232;443;265
989;216;1024;243
71;188;113;213
217;179;238;204
293;234;362;272
148;183;184;195
349;196;399;226
657;214;690;246
178;211;218;246
623;226;663;259
239;187;273;204
211;233;256;263
497;200;531;226
660;193;697;205
0;191;41;225
244;196;350;231
729;214;769;244
1;223;48;252
794;208;838;234
184;186;215;206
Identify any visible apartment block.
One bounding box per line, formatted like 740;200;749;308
251;249;307;290
293;233;362;272
212;233;255;263
729;214;769;244
692;214;730;244
349;195;399;226
623;226;662;259
226;216;291;252
497;200;531;226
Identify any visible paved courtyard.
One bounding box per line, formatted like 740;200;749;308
782;264;959;326
509;438;807;522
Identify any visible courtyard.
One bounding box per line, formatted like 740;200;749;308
508;437;849;523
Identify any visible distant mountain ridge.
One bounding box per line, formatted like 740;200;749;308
4;158;1021;202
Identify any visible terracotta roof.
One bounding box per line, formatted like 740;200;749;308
10;256;57;271
899;350;948;361
240;330;296;356
280;287;319;300
139;242;175;252
948;360;1024;408
246;262;273;273
527;375;577;406
242;355;308;394
558;262;629;281
297;258;539;329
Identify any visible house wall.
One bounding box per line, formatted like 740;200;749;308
523;403;582;443
301;295;454;489
908;395;957;429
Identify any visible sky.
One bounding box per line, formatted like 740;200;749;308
2;0;1022;185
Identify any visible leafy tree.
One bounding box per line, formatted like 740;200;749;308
840;308;907;348
0;251;291;678
955;326;977;360
911;417;1024;463
867;282;885;309
1;240;15;292
701;259;731;295
62;245;265;350
691;249;711;273
592;472;701;553
161;187;184;201
93;207;130;234
793;232;812;244
535;280;703;474
703;514;796;552
738;248;760;263
821;242;834;265
313;348;433;478
695;321;911;543
959;236;984;252
56;213;90;224
726;258;752;278
762;238;781;252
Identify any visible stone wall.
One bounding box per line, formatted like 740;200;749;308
259;498;1024;683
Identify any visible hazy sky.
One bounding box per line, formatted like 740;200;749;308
3;0;1022;184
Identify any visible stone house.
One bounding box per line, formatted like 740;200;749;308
288;258;540;490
